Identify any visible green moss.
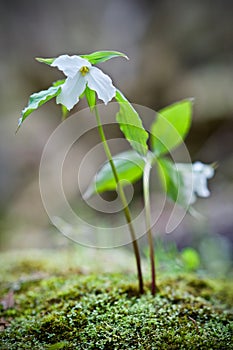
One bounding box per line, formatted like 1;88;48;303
0;250;232;349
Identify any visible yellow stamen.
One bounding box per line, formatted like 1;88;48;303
80;66;89;76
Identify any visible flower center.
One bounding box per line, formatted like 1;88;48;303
80;66;89;76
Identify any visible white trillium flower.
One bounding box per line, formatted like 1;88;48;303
192;161;214;197
176;161;215;204
51;55;116;110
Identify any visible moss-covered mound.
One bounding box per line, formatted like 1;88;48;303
0;250;232;349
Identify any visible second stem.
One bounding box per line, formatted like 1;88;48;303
94;105;144;294
143;157;156;295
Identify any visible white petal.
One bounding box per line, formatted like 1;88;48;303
176;164;196;204
194;175;210;197
193;162;214;178
86;67;116;104
56;72;86;110
203;165;214;179
51;55;91;78
192;162;215;198
176;162;214;203
192;161;204;172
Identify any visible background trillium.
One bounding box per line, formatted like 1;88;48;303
51;55;116;110
176;162;215;204
192;161;215;197
158;158;215;209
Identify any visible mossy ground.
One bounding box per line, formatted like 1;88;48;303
0;249;232;349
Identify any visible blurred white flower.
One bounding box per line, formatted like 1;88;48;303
177;161;215;204
192;161;215;197
51;55;116;110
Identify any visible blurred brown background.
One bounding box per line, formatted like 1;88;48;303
0;0;232;261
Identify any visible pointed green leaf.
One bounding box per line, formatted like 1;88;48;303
115;90;149;156
85;87;96;111
19;85;61;128
84;150;145;199
80;51;128;64
151;99;193;156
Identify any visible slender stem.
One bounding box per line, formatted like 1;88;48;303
143;158;156;295
94;105;144;294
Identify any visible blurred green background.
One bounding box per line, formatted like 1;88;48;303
0;0;232;274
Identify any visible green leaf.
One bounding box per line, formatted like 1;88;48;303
80;51;128;64
157;158;193;208
115;90;149;156
52;79;65;87
84;150;145;199
157;158;180;203
36;57;55;65
85;87;96;111
18;85;61;129
151;99;193;156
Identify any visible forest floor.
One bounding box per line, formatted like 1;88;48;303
0;248;232;349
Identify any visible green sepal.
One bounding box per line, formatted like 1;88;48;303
85;87;96;111
151;99;193;156
36;57;55;65
115;90;149;156
18;85;61;130
80;51;128;64
36;51;128;66
52;79;65;87
84;150;145;199
61;105;69;120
